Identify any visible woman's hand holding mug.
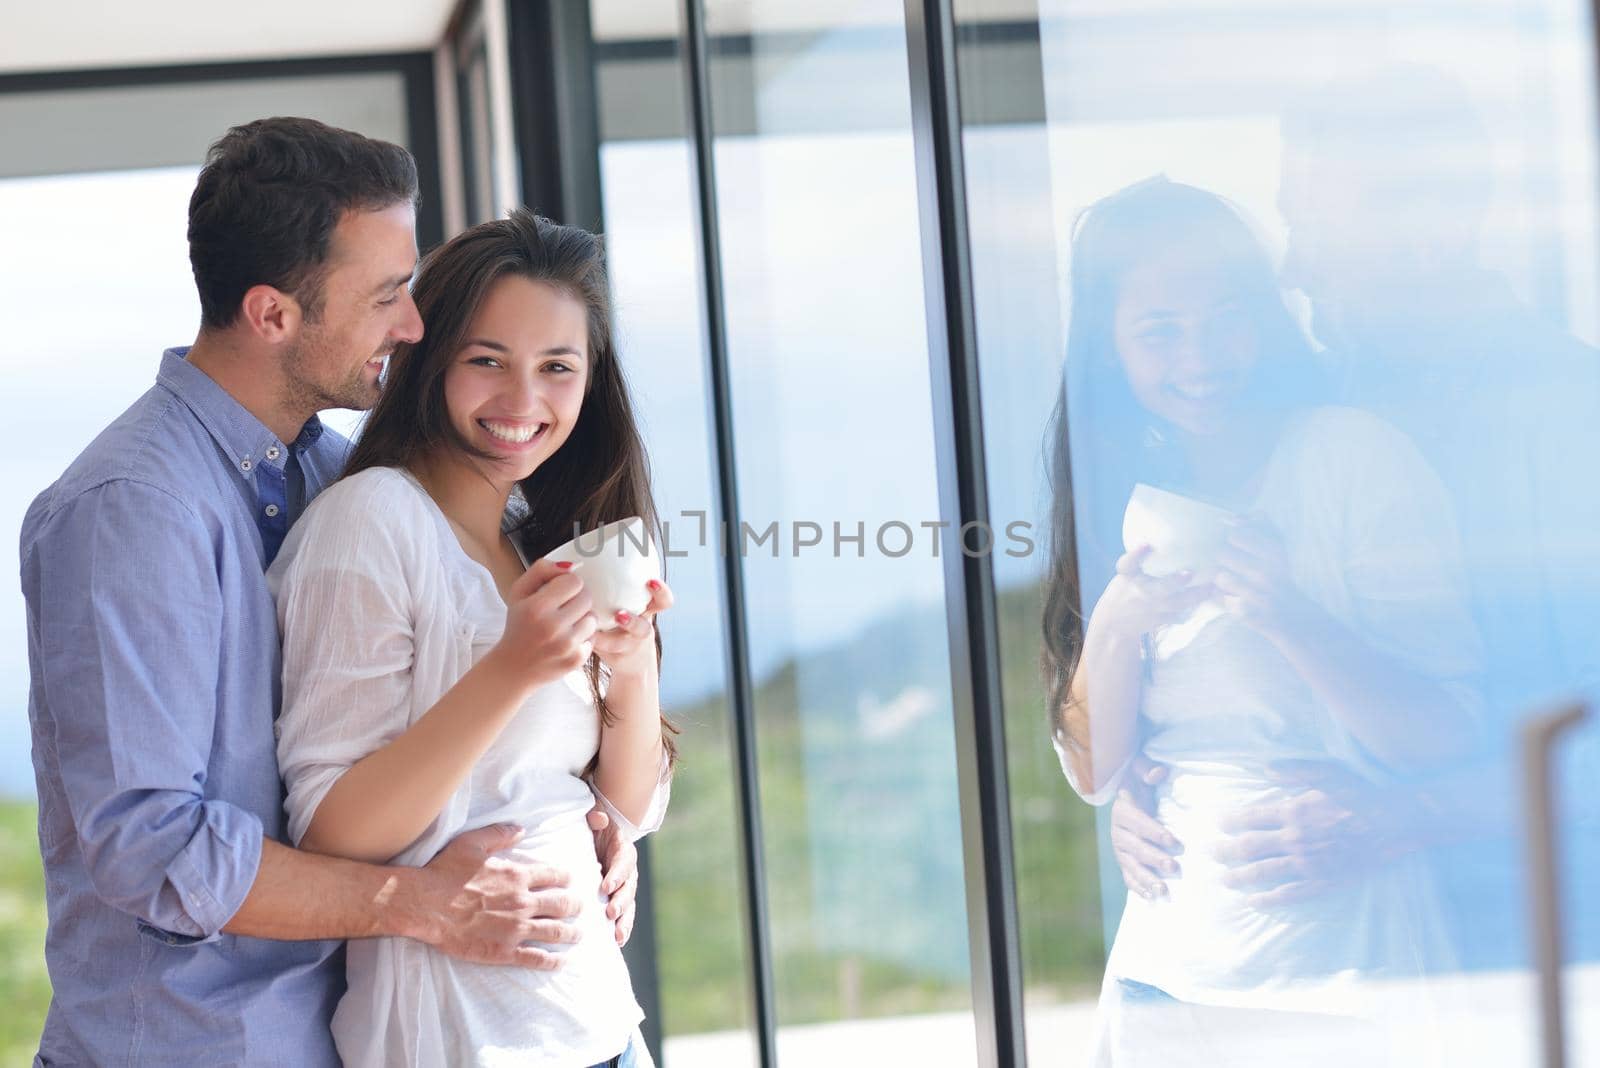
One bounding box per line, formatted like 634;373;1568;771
492;558;598;688
1096;544;1215;639
590;578;674;681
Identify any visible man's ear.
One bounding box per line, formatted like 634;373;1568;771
238;284;302;344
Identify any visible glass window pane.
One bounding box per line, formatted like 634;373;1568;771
591;4;760;1061
958;1;1600;1063
1;165;202;795
704;2;979;1060
601;136;758;1064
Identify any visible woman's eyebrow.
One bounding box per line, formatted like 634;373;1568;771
460;339;585;359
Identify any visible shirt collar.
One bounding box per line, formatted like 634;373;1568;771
157;347;325;475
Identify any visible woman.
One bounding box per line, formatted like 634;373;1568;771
1041;178;1483;1063
269;209;673;1067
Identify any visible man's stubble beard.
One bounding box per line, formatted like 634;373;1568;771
281;330;382;417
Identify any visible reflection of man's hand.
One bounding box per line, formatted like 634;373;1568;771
1111;755;1184;900
1214;761;1423;909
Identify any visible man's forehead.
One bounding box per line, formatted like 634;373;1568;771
327;203;418;273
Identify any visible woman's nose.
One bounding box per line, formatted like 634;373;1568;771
503;366;545;412
1169;331;1213;372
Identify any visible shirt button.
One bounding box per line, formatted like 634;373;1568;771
266;446;282;461
240;458;253;472
264;504;280;518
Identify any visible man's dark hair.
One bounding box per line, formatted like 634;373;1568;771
187;116;419;329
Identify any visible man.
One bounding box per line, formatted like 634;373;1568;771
21;117;639;1066
1108;67;1599;970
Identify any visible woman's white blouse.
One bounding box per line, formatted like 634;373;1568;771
268;466;669;1068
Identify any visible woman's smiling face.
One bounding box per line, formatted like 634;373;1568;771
1112;243;1262;438
442;274;590;485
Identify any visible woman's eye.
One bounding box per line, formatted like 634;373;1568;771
544;362;574;375
468;355;501;368
378;294;401;307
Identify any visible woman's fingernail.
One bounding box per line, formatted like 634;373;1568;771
616;611;631;624
646;579;661;591
555;561;574;570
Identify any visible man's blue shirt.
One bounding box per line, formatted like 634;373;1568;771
21;349;350;1066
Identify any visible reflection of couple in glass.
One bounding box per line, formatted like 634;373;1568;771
1043;177;1483;1063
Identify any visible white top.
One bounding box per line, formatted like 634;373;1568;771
268;466;670;1068
1061;407;1484;1018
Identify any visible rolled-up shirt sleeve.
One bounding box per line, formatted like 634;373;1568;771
1052;730;1132;807
34;480;261;940
587;747;673;844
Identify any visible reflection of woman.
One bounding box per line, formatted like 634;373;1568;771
1041;178;1482;1062
269;211;673;1067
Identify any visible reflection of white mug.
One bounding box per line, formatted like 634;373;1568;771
544;517;660;630
1122;483;1235;578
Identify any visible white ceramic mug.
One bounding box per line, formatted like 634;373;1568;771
543;516;660;630
1121;483;1235;578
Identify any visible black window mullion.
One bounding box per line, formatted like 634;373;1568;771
679;1;780;1065
902;1;1027;1065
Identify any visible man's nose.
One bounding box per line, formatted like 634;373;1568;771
395;292;424;344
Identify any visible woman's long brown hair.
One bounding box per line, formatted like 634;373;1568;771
344;208;675;764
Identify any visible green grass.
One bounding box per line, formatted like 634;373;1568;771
0;800;50;1064
995;580;1110;1004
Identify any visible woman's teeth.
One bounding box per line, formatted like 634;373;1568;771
479;420;544;444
